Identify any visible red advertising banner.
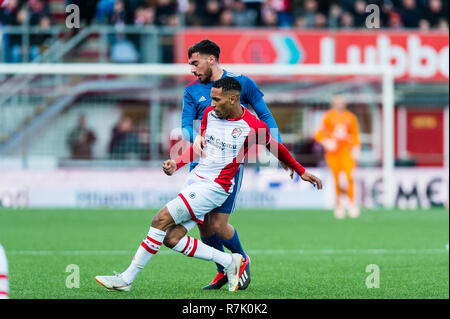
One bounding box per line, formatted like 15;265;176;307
176;29;449;82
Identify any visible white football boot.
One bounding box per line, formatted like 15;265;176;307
95;272;131;292
223;253;244;292
334;204;345;219
348;203;360;218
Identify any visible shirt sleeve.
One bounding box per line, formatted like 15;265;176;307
174;145;195;170
266;137;306;176
256;120;305;175
181;88;198;143
199;106;213;137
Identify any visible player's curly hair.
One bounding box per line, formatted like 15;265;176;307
188;39;221;61
212;77;242;94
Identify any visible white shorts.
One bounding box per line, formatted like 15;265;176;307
166;173;229;232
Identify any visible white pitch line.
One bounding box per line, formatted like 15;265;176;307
6;248;448;256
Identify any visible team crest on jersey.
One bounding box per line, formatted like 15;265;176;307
231;128;242;139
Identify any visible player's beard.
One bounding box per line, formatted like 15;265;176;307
200;66;213;83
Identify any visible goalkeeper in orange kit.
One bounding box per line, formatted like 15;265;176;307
314;94;361;219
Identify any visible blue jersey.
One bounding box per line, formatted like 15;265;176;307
181;69;281;144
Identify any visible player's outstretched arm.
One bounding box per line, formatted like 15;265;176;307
299;171;322;190
265;137;322;189
163;159;177;176
164;143;200;175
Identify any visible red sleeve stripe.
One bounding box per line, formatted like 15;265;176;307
186;80;200;87
0;274;8;279
188;238;198;257
146;236;162;246
178;193;203;224
141;242;158;255
181;236;191;254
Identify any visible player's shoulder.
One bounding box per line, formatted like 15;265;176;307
203;105;214;117
242;107;268;129
322;109;335;119
224;70;243;79
225;71;255;85
185;79;202;91
344;110;358;120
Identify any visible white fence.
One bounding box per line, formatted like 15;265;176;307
0;167;447;210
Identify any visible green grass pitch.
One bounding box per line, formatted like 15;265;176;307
0;208;448;299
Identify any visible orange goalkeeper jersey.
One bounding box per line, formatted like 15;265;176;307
314;109;360;154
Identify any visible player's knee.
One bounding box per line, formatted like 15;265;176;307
163;233;178;248
163;227;185;248
151;207;173;229
209;218;226;234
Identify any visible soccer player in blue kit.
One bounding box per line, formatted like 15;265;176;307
163;40;293;290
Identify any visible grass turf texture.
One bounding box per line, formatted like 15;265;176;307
0;208;448;299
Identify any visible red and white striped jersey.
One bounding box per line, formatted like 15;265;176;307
185;106;270;193
193;106;269;193
175;105;306;193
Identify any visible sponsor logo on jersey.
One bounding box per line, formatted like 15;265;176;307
189;192;196;199
231;128;242;139
198;96;207;102
205;133;238;151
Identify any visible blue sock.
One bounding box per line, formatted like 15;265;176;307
201;234;225;273
222;228;247;262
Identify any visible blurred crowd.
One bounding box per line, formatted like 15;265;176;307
67;114;149;160
1;0;448;62
0;0;448;29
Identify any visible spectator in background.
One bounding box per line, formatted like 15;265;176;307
135;5;155;25
0;0;23;62
108;115;145;160
293;15;307;28
154;0;178;63
154;0;177;26
28;0;52;56
232;0;257;26
108;0;139;62
269;0;292;27
108;0;126;26
202;0;221;26
261;3;278;26
388;11;403;28
1;0;52;62
67;114;97;160
124;0;147;24
380;0;395;27
219;9;234;26
400;0;421;28
95;0;115;23
184;0;203;26
339;10;354;28
327;3;342;28
294;0;320;28
242;0;265;26
423;0;447;28
352;0;367;27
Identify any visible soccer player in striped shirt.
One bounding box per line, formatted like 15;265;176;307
176;39;293;290
95;77;322;292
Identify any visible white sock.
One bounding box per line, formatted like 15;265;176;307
120;227;166;285
172;235;232;268
0;245;9;299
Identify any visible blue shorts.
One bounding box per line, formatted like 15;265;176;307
190;162;243;214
